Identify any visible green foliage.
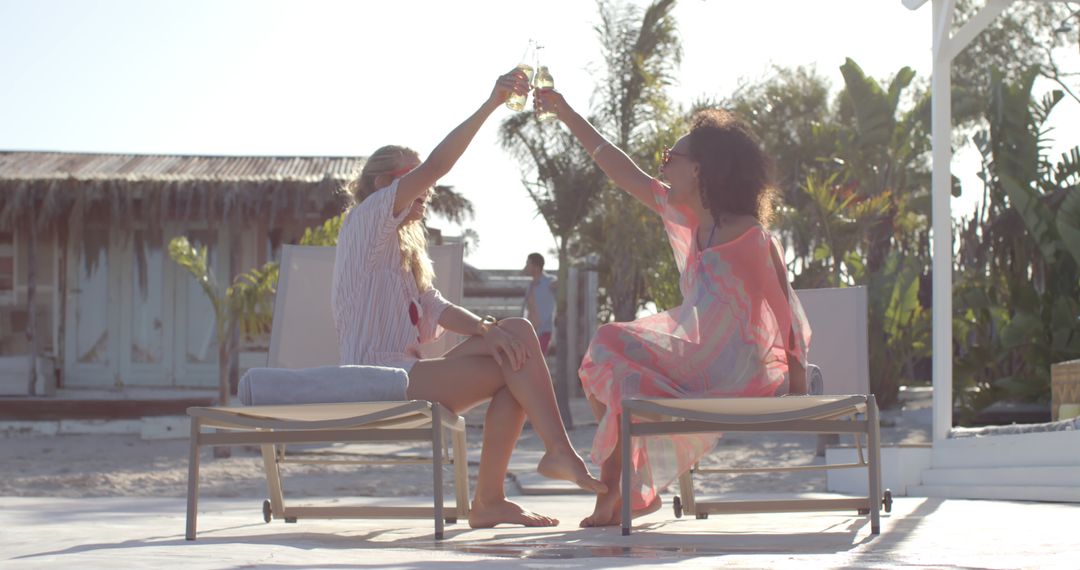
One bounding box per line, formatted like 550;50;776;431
756;57;934;407
168;235;278;404
299;213;344;246
227;262;279;338
587;0;684;321
168;236;280;340
952;64;1080;420
951;0;1080;121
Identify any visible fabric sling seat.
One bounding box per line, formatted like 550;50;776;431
185;244;470;541
618;286;890;536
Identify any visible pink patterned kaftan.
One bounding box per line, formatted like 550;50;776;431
578;180;811;509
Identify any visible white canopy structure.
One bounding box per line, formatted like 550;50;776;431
881;0;1080;502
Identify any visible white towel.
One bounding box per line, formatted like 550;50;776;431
238;365;409;406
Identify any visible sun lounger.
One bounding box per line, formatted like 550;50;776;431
186;244;470;541
619;286;889;536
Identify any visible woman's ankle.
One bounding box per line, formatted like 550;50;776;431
542;439;580;457
472;491;506;507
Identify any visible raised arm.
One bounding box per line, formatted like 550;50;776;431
534;89;660;212
394;70;530;213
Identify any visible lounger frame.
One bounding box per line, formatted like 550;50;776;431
185;244;471;541
620;395;884;536
185;401;469;540
615;287;887;535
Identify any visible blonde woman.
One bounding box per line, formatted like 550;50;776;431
330;71;604;529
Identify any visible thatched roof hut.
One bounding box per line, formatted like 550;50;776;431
0;151;482;396
0;151;360;230
0;151;372;396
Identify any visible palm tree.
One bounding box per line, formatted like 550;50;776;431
497;0;683;422
588;0;683;322
499;110;606;426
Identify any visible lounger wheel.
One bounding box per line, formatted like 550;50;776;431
262;499;272;523
883;489;893;513
673;496;683;518
695;513;708;520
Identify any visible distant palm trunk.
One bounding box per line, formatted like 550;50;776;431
554;244;573;428
26;208;39;395
610;242;640;323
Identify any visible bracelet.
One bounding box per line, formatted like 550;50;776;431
477;315;497;336
590;141;610;159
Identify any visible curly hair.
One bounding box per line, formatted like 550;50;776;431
686;109;778;227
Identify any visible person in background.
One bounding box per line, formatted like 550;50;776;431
522;252;556;356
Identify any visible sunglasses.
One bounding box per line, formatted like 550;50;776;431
662;147;692;168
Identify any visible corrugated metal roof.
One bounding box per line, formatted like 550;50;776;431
0;151;364;181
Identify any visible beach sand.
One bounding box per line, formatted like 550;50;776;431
0;396;930;503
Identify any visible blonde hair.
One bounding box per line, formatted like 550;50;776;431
345;145;435;292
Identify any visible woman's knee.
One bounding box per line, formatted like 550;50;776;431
498;317;537;340
595;323;622;342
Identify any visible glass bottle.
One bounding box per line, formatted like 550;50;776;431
533;65;556;121
506;40;536;111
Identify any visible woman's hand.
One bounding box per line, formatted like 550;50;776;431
483;323;529;371
489;70;531;107
533;88;569;121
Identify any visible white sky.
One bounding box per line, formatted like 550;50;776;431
1;0;1077;269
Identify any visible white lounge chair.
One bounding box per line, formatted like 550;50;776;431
186;244;470;541
619;286;889;535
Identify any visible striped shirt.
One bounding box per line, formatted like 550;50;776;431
330;179;452;372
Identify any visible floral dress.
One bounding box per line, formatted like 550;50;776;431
578;180;811;509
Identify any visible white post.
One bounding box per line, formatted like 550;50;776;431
927;0;1015;443
566;266;579;393
582;270;598;399
930;0;955;443
585;270;598;342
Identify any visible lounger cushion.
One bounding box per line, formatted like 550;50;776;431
238;365;409;406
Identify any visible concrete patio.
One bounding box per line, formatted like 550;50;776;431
3;493;1078;568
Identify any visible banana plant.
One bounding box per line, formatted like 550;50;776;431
826;59;934;407
168;236;278;405
953;65;1080;414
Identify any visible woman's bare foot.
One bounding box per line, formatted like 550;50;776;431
579;492;662;527
468;498;559;528
537;449;607;494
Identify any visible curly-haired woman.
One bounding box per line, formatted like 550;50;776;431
535;90;812;527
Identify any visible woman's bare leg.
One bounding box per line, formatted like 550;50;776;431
434;319;604;493
579;395;661;527
470;386;560;527
407;322;604;527
408;352;557;527
490;319;605;493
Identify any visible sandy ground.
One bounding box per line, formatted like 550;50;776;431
0;396;930;503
